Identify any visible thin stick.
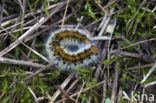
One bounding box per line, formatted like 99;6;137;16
22;64;53;82
111;50;140;58
0;3;65;57
0;21;23;33
61;0;70;30
57;87;75;102
75;81;86;103
46;93;54;103
56;80;105;103
152;6;156;12
98;8;114;36
107;19;117;58
66;79;79;92
126;63;154;70
0;26;51;63
91;36;111;40
24;6;82;42
107;17;116;86
111;61;119;103
0;17;44;56
52;71;76;102
113;38;156;53
28;87;39;103
0;56;45;68
101;75;107;103
141;63;156;83
144;80;156;88
126;0;147;34
1;2;64;28
103;0;118;9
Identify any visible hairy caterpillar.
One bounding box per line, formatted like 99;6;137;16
45;28;99;70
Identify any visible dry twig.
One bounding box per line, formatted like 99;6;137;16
141;63;156;83
0;56;45;68
0;2;66;57
52;71;76;102
57;87;75;102
22;64;53;82
56;80;105;103
28;87;39;103
111;61;119;103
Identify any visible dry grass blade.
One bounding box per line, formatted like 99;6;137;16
61;0;70;30
144;81;156;88
22;64;53;82
75;81;86;103
28;87;39;103
56;80;105;103
0;17;44;56
0;3;65;57
57;87;75;102
0;56;45;68
47;93;54;103
113;38;156;53
52;71;76;102
111;61;119;103
141;63;156;83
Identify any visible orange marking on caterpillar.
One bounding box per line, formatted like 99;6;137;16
91;45;98;55
55;32;88;42
55;46;93;62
